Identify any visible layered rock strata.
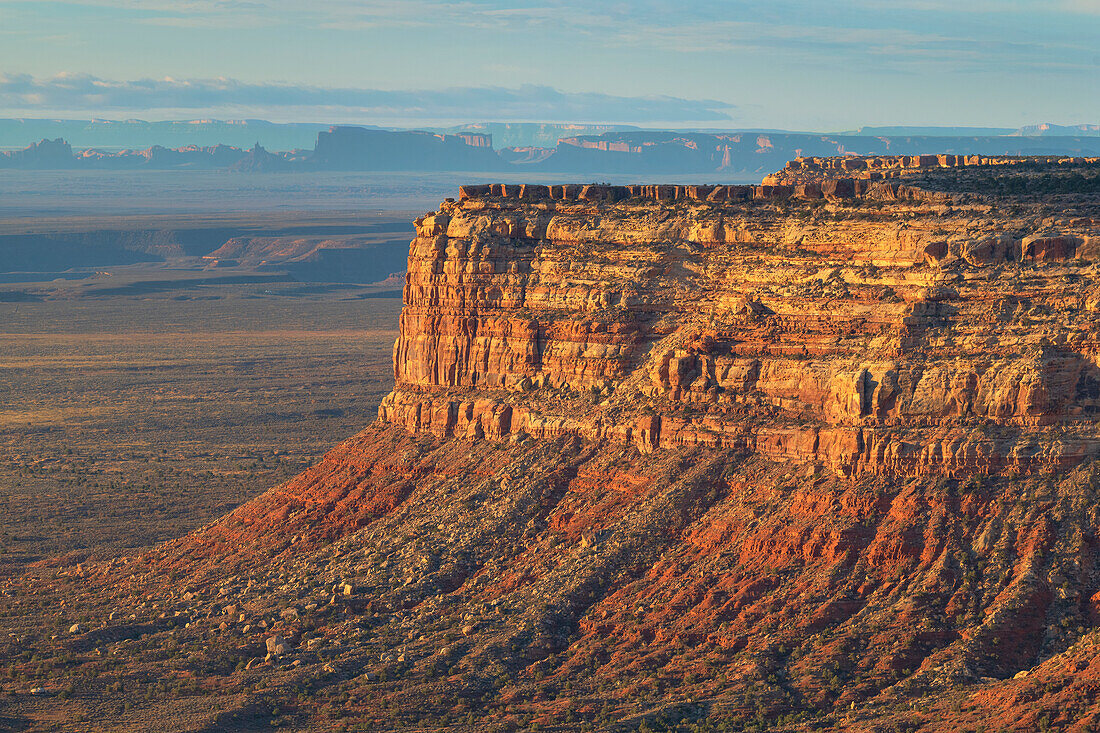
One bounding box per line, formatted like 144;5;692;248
382;157;1100;478
8;156;1100;733
768;153;1100;184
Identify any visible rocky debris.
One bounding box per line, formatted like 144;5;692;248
265;634;289;657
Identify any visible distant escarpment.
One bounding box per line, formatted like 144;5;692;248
5;126;1100;175
0;215;414;285
8;156;1100;733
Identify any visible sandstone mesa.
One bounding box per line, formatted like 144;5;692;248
4;154;1100;732
383;154;1100;480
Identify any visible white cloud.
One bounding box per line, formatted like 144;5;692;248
0;73;736;124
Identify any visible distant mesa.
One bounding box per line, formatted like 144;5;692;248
2;138;75;169
311;126;500;171
0;117;330;151
229;143;294;173
1015;122;1100;137
2;121;1100;175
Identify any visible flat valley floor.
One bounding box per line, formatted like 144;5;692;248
0;287;402;574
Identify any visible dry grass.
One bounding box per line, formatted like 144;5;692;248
0;285;402;573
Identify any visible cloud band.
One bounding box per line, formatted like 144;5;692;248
0;74;735;124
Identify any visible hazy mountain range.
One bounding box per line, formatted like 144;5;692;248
2;120;1099;178
2;118;1098;153
0;119;646;152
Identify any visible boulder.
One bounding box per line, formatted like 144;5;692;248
266;634;288;656
1021;234;1080;262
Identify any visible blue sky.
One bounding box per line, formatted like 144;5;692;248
0;0;1097;129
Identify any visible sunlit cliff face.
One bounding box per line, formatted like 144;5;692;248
384;158;1100;478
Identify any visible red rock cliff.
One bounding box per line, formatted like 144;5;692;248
25;156;1100;733
382;158;1100;479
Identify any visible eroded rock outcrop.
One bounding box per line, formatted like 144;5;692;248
382;156;1100;478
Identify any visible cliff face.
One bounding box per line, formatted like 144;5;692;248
8;156;1100;733
312;126;502;171
381;158;1100;479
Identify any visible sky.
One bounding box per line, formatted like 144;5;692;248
0;0;1098;130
